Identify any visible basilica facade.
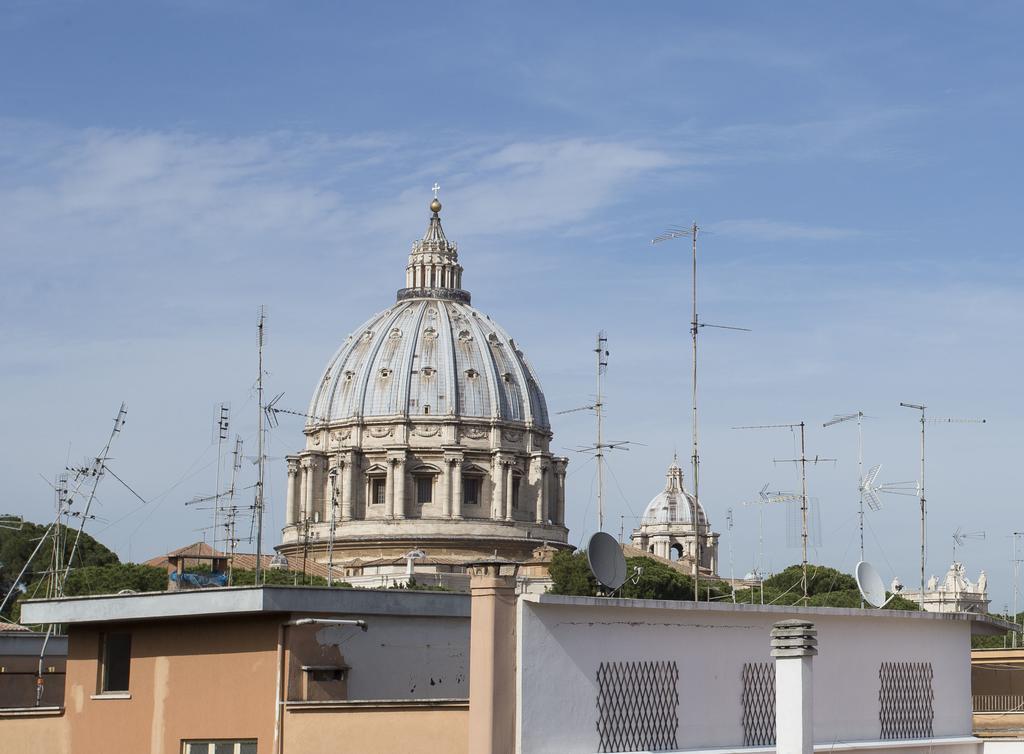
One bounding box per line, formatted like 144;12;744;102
277;197;569;574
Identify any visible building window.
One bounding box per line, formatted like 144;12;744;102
511;476;521;510
183;742;257;754
371;478;386;505
463;477;481;505
100;632;131;693
416;476;433;504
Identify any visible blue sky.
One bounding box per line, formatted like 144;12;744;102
1;2;1021;606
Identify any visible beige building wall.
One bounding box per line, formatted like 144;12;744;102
64;615;280;754
284;703;467;753
0;709;69;754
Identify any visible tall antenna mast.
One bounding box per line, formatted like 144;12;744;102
899;402;985;601
255;306;267;586
823;411;865;561
1012;532;1024;648
212;402;230;551
653;222;748;601
734;422;834;603
559;332;634;533
595;332;607;530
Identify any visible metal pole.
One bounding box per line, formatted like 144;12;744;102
691;222;702;602
920;410;926;600
255;308;266;586
800;422;809;603
595;333;604;531
327;469;338;587
857;415;864;562
1014;533;1021;648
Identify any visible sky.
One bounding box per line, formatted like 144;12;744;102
1;2;1022;607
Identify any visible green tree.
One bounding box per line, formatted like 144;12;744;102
548;550;597;596
1;520;119;618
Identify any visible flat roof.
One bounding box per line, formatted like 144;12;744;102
522;593;1014;636
20;586;469;625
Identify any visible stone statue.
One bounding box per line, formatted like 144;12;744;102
927;574;938;591
978;570;988;594
890;576;903;593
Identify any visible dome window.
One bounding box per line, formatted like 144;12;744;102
379;368;392;379
388;328;402;340
487;333;501;346
458;329;472;342
343;370;355;381
502;372;514;384
421;366;435;377
465;368;479;379
360;330;374;342
423;327;437;340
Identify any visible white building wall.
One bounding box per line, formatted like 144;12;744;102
516;596;980;754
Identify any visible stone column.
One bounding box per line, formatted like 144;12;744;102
553;458;567;525
468;561;519;754
392;453;407;520
321;458;331;522
504;463;514;521
492;455;505;521
285;458;299;526
452;459;463;520
302;459;315;523
532;457;546;524
771;620;817;754
385;459;395;518
340;453;353;521
440;458;452;518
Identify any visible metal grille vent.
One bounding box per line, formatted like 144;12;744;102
879;661;934;739
741;662;776;746
596;661;679;752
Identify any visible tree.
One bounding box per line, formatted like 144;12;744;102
548;550;597;596
1;520;119;619
548;550;732;602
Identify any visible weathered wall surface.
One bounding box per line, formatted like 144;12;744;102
64;615;280;754
284;703;468;753
517;597;976;754
0;710;70;754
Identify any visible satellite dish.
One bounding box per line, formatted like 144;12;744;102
587;532;627;591
856;560;895;608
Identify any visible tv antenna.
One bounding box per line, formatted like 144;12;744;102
264;392;328;428
725;507;735;603
559;332;637;532
734;421;835;603
211;402;230;552
255;306;267;585
0;514;23;530
1012;532;1024;648
899;402;986;600
741;484;801;583
652;221;750;601
952;527;985;561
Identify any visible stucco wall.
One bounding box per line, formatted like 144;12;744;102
0;709;70;754
284;703;468;753
64;615;281;754
517;597;976;754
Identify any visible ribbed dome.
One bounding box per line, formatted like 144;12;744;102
308;200;550;429
640;458;707;527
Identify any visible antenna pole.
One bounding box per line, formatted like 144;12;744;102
595;332;605;531
690;222;703;602
1013;532;1023;648
799;422;809;601
899;403;927;600
255;307;266;586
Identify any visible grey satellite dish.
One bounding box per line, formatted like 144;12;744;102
856;560;896;608
588;531;627;591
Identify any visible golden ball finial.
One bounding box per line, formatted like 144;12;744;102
430;197;442;214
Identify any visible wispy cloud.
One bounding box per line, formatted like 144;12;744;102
711;218;862;242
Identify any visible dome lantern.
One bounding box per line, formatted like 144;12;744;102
398;194;469;304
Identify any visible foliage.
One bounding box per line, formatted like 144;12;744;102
763;565;857;597
1;520;120;619
13;563;168;622
548;550;731;602
971;613;1024;649
386;578;451;592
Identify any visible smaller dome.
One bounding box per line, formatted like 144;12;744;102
640;458;707;527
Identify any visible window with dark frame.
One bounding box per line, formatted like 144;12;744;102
511;476;521;509
371;477;386;505
100;632;131;693
416;476;433;504
463;476;481;505
183;741;257;754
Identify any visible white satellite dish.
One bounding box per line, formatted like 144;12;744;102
856;560;896;608
587;531;627;591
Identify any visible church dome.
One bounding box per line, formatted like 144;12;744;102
307;200;550;429
639;457;707;527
